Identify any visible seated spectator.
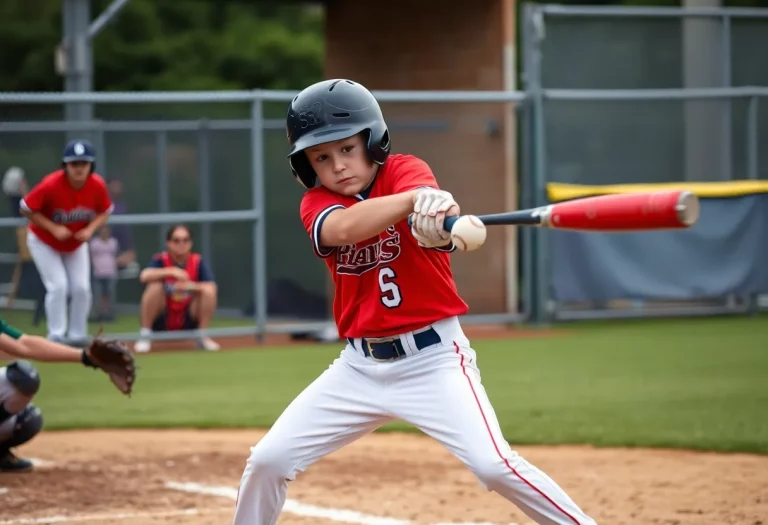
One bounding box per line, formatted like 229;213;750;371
134;224;219;353
89;225;119;321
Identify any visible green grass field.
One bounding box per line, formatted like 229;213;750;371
17;313;768;454
0;309;251;338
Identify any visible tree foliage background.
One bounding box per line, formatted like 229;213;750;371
0;0;324;93
0;0;764;93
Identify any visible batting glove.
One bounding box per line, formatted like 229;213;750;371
413;188;459;232
410;211;452;248
411;225;452;248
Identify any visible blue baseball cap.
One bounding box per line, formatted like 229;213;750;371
62;139;96;163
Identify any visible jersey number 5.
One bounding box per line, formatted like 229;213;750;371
378;267;402;308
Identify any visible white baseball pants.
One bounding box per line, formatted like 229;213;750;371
232;317;597;525
26;230;92;341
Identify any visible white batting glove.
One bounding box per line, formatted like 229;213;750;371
410;212;452;249
413;188;458;215
411;211;451;243
411;224;452;248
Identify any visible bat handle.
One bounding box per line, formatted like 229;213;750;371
443;215;459;232
406;214;460;232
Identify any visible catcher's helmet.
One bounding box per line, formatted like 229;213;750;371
286;79;391;188
62;139;96;163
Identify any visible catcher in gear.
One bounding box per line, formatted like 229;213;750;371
0;316;135;472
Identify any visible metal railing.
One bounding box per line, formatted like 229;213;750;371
0;89;526;343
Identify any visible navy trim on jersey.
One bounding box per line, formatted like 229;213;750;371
312;204;345;258
428;242;457;253
355;173;380;200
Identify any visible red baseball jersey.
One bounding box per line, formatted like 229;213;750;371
21;170;113;253
300;153;468;338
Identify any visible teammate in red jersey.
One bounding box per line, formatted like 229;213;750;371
232;80;598;525
20;140;113;345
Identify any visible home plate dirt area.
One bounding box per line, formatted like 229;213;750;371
1;430;767;525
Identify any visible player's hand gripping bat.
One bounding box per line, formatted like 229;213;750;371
409;190;700;251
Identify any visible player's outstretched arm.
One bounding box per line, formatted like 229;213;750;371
320;189;420;247
0;333;82;364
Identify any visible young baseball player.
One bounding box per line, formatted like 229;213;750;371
232;80;598;525
20;140;113;345
0;316;135;472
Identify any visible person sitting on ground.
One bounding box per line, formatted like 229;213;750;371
134;224;219;353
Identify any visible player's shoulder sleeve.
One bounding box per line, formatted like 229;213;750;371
146;253;164;269
299;188;346;258
196;257;214;282
91;174;114;214
19;171;57;214
386;154;440;194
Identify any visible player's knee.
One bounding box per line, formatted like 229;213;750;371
470;455;511;490
69;280;90;299
0;404;43;449
244;441;296;482
202;283;217;299
6;361;41;399
46;280;68;299
142;282;164;300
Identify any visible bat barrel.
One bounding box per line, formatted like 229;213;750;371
548;190;700;231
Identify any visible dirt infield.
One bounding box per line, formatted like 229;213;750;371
131;324;565;353
2;429;767;525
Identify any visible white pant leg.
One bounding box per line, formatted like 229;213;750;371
26;231;69;340
232;349;393;525
390;343;598;525
62;242;92;340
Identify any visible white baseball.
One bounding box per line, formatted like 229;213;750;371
450;215;487;252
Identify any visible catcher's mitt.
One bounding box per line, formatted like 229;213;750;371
82;337;136;395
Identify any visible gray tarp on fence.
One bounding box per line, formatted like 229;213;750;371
550;194;768;302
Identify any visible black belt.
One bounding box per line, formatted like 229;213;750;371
348;327;442;361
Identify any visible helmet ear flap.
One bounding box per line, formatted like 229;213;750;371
366;127;390;165
289;153;317;189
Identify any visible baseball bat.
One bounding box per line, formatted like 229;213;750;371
409;190;700;232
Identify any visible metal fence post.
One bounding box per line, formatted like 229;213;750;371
156;130;169;246
520;3;537;324
747;96;759;180
522;2;550;325
721;14;733;181
197;120;213;268
251;95;268;343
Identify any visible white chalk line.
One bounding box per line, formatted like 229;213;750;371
166;481;520;525
29;458;56;468
0;507;231;525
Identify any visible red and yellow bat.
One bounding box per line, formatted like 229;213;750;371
443;190;700;232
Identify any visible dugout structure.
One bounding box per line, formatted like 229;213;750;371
324;0;521;316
